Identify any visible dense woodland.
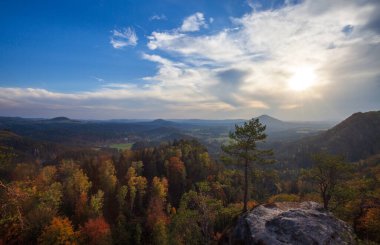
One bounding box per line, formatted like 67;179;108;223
0;113;380;244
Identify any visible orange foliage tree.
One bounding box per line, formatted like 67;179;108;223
80;217;112;245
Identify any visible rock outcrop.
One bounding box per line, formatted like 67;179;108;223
224;202;356;245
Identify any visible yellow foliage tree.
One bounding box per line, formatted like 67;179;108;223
38;217;78;245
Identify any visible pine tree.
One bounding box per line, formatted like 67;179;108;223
222;118;273;212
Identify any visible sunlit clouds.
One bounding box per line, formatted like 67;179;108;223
1;0;380;120
288;67;317;92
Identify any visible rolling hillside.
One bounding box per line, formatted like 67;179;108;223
278;111;380;166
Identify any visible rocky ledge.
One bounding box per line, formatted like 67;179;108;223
227;201;356;245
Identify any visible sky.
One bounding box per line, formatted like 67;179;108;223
0;0;379;121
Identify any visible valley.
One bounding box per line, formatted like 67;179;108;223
0;111;379;244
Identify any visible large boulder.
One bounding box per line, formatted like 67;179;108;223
228;202;356;245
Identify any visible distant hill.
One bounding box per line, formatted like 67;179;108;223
0;117;190;146
279;111;380;166
0;115;334;156
46;117;80;123
255;114;333;134
49;116;71;121
255;115;291;132
257;114;283;124
148;119;178;126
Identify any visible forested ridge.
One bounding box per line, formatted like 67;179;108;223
0;112;379;244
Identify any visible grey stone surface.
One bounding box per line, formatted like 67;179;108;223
231;202;356;245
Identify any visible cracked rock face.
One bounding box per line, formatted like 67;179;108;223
231;202;356;245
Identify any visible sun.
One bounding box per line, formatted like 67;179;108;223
288;67;317;91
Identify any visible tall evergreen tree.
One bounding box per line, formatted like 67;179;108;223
222;118;273;212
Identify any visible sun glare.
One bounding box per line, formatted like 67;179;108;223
288;67;317;91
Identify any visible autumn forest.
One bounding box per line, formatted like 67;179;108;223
0;112;380;244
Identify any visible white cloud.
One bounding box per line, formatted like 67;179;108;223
147;29;246;63
110;27;138;48
3;1;380;120
144;0;380;120
180;12;207;32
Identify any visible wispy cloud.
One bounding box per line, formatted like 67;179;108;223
149;14;167;21
110;27;138;49
246;0;262;10
92;76;105;82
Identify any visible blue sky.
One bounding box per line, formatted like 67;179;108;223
0;0;257;91
0;0;379;120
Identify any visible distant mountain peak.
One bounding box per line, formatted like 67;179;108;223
49;116;71;121
47;117;80;123
152;119;167;123
150;119;177;125
257;114;283;123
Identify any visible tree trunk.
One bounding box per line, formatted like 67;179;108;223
322;190;330;210
243;158;248;212
323;197;328;210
